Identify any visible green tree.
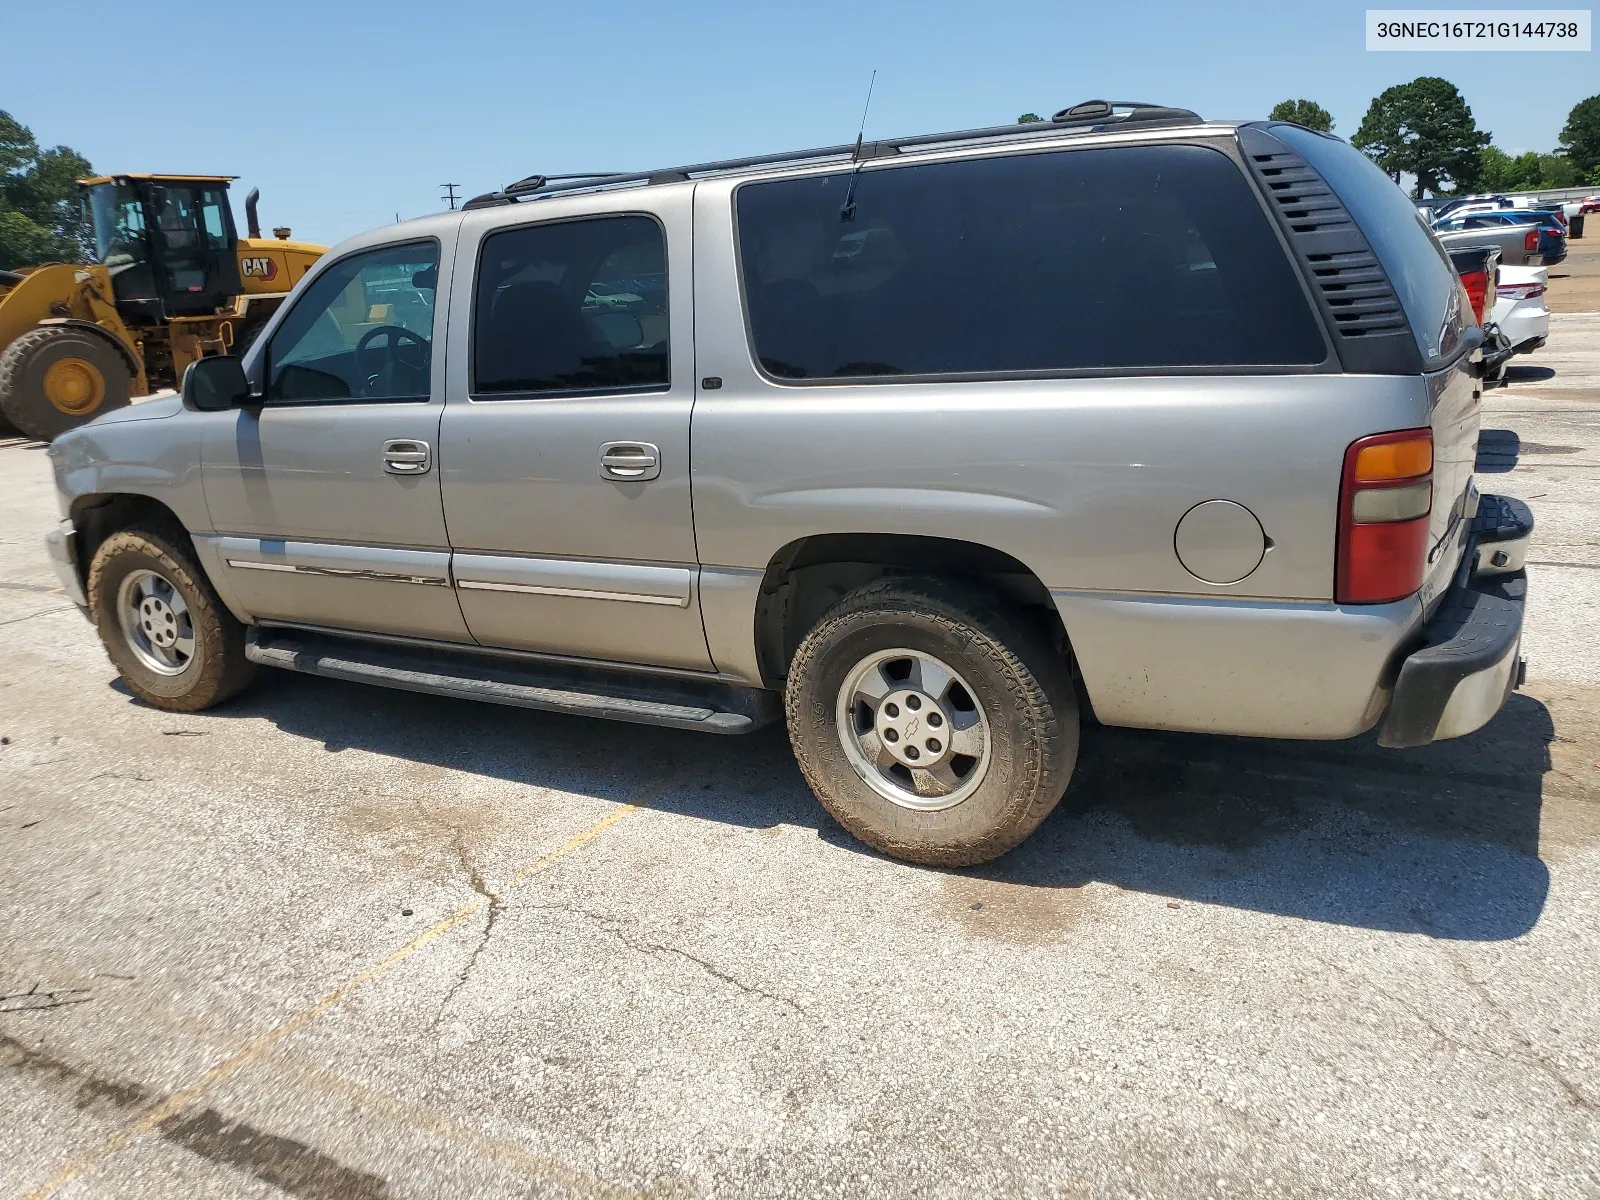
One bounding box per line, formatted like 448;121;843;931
0;110;93;270
1478;146;1513;190
1017;112;1043;124
1478;146;1540;191
1352;77;1490;198
1268;99;1334;133
1480;144;1586;192
1558;95;1600;177
1536;153;1580;188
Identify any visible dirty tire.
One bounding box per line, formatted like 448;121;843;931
87;524;255;711
785;577;1078;867
0;325;133;442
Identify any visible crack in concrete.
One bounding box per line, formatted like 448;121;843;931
429;815;501;1029
409;790;795;1027
1331;930;1597;1117
531;902;805;1016
0;606;72;628
0;983;93;1014
1442;950;1597;1113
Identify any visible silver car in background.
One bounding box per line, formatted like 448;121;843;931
1432;209;1568;265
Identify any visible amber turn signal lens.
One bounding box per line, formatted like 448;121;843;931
1353;437;1432;482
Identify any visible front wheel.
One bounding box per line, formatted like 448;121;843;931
785;578;1078;867
87;525;256;711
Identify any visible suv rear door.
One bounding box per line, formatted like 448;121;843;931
438;188;713;671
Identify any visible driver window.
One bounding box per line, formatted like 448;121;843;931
267;241;439;403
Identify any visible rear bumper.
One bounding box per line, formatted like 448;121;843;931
1377;494;1530;748
1488;303;1549;357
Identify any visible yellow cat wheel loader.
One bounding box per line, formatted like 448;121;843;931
0;175;324;441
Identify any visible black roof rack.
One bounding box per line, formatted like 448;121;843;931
460;100;1202;210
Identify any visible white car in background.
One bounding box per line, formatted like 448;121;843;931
1491;264;1550;356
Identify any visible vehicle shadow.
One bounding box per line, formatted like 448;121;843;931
151;668;1554;942
1503;364;1557;383
980;695;1553;941
1477;427;1520;472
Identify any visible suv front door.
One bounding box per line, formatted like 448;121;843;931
439;191;712;671
199;234;473;642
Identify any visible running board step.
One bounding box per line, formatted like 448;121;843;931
245;628;778;735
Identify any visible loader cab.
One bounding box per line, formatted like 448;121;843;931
82;175;243;323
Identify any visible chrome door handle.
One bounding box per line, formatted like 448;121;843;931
598;441;661;481
383;439;431;475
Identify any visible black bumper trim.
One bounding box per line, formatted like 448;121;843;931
1377;491;1531;749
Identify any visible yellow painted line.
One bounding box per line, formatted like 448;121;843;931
17;786;660;1200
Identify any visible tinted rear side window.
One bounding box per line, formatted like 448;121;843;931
1271;125;1470;368
734;143;1327;380
473;215;668;398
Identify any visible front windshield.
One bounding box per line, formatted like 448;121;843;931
88;182;148;268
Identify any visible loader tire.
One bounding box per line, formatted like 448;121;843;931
0;325;133;442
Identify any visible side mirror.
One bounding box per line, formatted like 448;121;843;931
183;355;252;411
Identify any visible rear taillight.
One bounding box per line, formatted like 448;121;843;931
1337;430;1433;605
1524;228;1539;252
1497;282;1546;301
1459;268;1489;323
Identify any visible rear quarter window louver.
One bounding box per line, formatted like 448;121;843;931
1238;126;1419;372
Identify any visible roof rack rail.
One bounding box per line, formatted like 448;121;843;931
464;172;627;209
462;101;1203;209
1051;100;1201;125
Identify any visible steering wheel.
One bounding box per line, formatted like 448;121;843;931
354;325;430;396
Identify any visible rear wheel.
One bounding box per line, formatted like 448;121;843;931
87;525;255;711
0;325;134;442
785;577;1079;867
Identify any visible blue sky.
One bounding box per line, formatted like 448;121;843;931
5;0;1595;246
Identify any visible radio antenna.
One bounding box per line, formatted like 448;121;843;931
839;69;877;222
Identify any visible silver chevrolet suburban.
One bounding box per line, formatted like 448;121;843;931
45;102;1531;866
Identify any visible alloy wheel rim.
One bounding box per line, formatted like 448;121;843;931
834;648;991;812
116;569;196;676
